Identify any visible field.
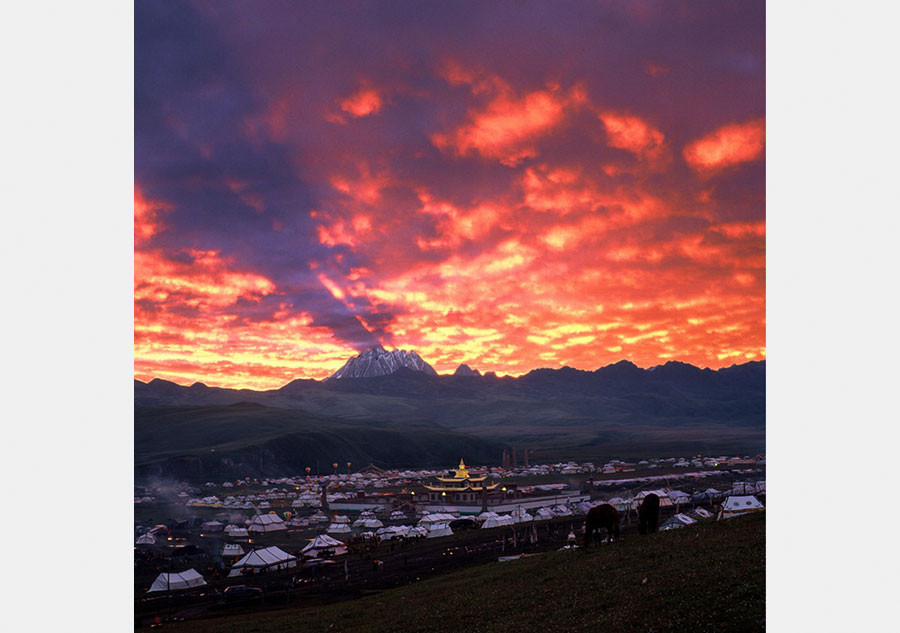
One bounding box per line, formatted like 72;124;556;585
153;512;765;633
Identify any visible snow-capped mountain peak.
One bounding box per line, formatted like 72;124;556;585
327;346;438;380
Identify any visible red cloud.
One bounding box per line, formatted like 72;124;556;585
599;112;666;162
134;244;358;388
683;118;766;172
432;68;586;165
134;188;171;245
340;88;383;118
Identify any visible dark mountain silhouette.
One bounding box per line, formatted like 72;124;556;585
454;363;482;377
135;359;765;475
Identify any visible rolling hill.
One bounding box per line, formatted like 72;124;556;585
135;403;505;481
135;359;765;476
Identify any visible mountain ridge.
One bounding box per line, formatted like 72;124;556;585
328;346;438;380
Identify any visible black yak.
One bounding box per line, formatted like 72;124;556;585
638;493;660;534
584;504;620;547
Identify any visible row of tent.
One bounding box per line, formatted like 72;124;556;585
659;495;765;531
147;495;766;592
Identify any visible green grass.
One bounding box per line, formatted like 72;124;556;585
160;513;765;633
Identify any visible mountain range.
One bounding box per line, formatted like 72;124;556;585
135;350;765;481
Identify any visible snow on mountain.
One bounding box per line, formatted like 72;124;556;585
328;346;438;380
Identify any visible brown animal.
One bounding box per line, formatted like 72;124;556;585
638;493;660;534
584;504;619;547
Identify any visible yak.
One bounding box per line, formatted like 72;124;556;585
638;493;660;534
584;503;620;547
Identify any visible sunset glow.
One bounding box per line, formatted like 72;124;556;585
135;1;765;389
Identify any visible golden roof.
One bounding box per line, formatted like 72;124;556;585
433;458;487;483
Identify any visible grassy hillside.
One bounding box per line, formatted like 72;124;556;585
162;513;765;633
135;403;505;481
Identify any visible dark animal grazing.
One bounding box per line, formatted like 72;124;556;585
638;493;660;534
584;504;619;547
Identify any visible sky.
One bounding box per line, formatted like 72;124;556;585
135;0;765;390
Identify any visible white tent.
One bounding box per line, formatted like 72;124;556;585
222;543;245;557
228;546;297;576
308;512;329;524
224;524;249;538
476;511;499;522
481;515;515;528
514;512;534;524
376;525;412;541
691;507;713;519
390;510;407;520
301;534;348;558
136;533;156;546
427;523;453;538
720;495;765;519
361;518;383;529
552;505;572;516
200;520;224;532
660;513;698;531
667;491;691;505
634;490;674;507
326;522;352;535
248;513;287;533
535;508;555;520
147;569;206;592
331;514;351;524
418;513;455;525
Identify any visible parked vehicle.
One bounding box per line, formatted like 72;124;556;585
449;518;477;532
223;585;263;602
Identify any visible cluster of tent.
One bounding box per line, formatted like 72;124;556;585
658;495;764;530
729;481;766;495
476;504;579;527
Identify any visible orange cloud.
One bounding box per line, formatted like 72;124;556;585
340;199;765;377
416;192;510;250
432;71;585;165
134;243;359;388
135;250;275;310
599;112;666;161
683;118;766;172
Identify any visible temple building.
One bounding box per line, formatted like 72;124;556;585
423;459;500;503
